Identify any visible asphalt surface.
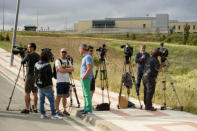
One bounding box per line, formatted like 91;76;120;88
0;73;96;131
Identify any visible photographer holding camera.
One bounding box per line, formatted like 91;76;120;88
135;45;150;95
142;49;165;111
55;48;74;116
21;43;40;114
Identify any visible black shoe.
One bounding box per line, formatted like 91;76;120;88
57;111;64;116
145;107;157;111
21;109;29;114
33;109;38;113
63;110;70;116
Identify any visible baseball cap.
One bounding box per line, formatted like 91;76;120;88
60;48;67;52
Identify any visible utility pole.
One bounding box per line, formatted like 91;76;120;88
2;0;5;31
10;0;20;66
37;8;39;31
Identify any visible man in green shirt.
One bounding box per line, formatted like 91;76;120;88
21;43;40;114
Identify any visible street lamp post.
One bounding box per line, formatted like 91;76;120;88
10;0;20;66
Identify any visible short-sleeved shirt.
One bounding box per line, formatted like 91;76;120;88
55;58;72;83
80;53;93;79
143;56;160;78
21;52;40;76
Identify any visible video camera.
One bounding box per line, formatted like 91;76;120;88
41;48;54;62
12;46;27;58
121;43;133;64
157;43;168;62
96;44;107;61
66;55;73;65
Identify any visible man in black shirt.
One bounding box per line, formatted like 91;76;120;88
21;43;40;114
135;45;150;95
142;49;165;111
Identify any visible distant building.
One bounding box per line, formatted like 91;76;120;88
24;25;37;31
74;14;197;34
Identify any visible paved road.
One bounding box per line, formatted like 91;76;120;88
0;73;96;131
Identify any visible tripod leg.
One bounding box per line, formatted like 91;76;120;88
73;86;80;108
170;82;183;111
69;86;73;107
161;80;167;110
7;64;22;111
129;64;143;109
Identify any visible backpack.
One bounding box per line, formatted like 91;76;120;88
53;58;63;79
122;72;133;89
35;63;50;88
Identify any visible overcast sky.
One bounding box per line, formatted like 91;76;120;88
0;0;197;31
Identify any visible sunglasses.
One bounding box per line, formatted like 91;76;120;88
61;51;67;53
89;50;93;52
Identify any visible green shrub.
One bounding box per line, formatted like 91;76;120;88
190;38;197;46
0;33;5;41
131;34;136;40
6;33;10;41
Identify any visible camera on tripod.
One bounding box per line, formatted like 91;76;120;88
12;46;27;58
96;44;107;61
157;43;168;62
41;48;54;62
120;43;133;64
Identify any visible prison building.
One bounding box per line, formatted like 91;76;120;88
74;14;197;34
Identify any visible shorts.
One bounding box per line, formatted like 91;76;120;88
56;82;70;97
90;77;95;91
25;75;38;93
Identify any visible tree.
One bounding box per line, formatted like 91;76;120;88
183;24;190;45
6;33;10;41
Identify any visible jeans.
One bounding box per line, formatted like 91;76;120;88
38;87;56;116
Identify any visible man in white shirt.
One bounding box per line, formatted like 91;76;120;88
55;48;74;116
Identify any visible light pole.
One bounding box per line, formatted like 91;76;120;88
2;0;5;31
10;0;20;66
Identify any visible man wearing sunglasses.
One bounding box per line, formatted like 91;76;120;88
55;48;74;116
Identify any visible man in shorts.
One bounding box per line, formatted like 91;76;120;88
55;48;74;116
21;43;40;114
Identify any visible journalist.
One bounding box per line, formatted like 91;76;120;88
135;44;150;95
142;49;165;111
21;43;40;114
55;48;74;116
34;51;62;119
88;45;95;100
79;44;93;115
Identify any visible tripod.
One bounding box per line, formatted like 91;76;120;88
6;64;32;111
118;56;143;109
95;57;111;109
69;73;80;108
160;60;183;111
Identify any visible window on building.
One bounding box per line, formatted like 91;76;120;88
143;24;146;29
178;25;181;30
92;20;115;28
193;25;196;30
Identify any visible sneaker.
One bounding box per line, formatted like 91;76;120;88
21;109;29;114
63;110;70;116
82;111;92;115
51;114;63;120
78;109;85;113
40;114;48;119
